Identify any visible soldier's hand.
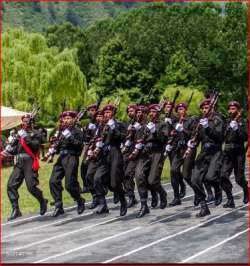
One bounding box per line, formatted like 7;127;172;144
229;120;238;131
146;122;156;133
107;119;115;130
164;117;172;125
62;129;72;139
88;123;97;131
18;129;28;138
199;118;209;128
165;144;173;152
175;123;184;132
133;122;141;131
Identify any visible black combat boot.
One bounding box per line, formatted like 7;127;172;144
223;197;235;208
151;191;158;208
136;202;150;218
8;207;22;221
180;184;186;199
169;197;181;207
96;198;109;214
40;198;48;215
159;189;167;209
119;195;127;216
243;186;249;204
52;206;65;217
196;201;210;218
127;195;138;208
77;198;85;214
89;197;99;209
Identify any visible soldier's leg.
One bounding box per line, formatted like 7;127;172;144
94;163;110;214
80;158;89;193
191;154;209;202
204;180;214;202
206;151;223;206
124;160;138;207
109;150;127;216
49;157;65;211
234;152;248;204
192;155;211;217
23;157;48;215
148;152;167;209
182;148;196;188
220;152;235;208
169;152;183;205
63;155;85;214
135;157;151;217
7;165;24;220
85;160;99;209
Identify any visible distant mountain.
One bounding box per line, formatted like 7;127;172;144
2;1;159;32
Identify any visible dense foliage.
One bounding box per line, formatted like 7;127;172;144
2;2;248;125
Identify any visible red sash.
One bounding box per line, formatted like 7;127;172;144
19;138;40;171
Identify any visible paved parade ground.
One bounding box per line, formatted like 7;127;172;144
2;180;249;264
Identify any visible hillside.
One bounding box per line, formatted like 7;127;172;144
2;1;169;32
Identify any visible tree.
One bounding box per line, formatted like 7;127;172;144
2;28;86;124
95;36;153;96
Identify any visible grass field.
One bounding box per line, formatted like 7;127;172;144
1;156;170;219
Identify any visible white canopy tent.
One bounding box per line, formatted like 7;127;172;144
1;106;27;131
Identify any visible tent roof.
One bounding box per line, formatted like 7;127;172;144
1;106;27;131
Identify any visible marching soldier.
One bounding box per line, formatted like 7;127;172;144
190;98;224;217
122;104;140;208
4;114;48;221
164;100;186;198
49;111;85;217
93;104;127;216
133;104;169;218
220;101;249;207
85;109;105;209
81;104;98;193
166;103;197;206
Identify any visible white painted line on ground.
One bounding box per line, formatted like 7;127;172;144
5;179;238;239
181;228;249;263
1;181;173;226
3;186;181;239
7;187;241;248
2;211;95;240
30;192;245;263
12;216;121;251
10;191;195;248
34;227;141;264
102;204;248;263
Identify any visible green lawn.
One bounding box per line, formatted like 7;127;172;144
1;156;170;219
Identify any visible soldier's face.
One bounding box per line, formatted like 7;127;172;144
22;118;31;129
202;105;210;115
63;116;74;126
127;108;136;119
149;110;158;120
136;110;143;121
104;110;113;121
177;107;186;117
96;115;103;124
88;108;96;117
164;104;172;114
228;106;238;116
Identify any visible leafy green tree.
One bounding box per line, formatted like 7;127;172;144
2;28;86;124
160;84;204;115
95;36;153;96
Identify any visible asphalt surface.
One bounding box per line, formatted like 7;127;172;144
2;179;249;264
